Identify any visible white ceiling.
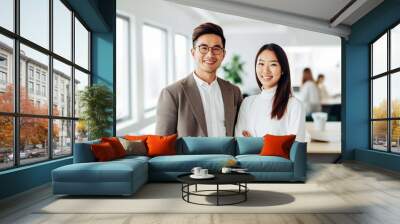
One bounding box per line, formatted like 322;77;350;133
224;0;352;24
165;0;384;38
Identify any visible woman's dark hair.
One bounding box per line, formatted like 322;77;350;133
302;67;314;84
192;22;226;48
316;73;325;85
255;43;292;120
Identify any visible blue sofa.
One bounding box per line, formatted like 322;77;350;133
52;137;307;196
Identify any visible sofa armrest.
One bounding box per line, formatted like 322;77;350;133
73;140;100;163
289;141;307;181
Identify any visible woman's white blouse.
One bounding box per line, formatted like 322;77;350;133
235;86;306;142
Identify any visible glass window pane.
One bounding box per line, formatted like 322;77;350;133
20;117;49;165
372;77;387;119
174;34;189;81
53;59;72;117
0;0;13;31
391;120;400;153
391;72;400;118
372;33;387;76
116;16;131;121
74;69;89;118
372;121;388;151
0;116;14;170
391;24;400;70
143;25;167;110
53;119;72;158
75;120;88;143
53;0;72;60
0;34;14;113
20;0;49;49
20;44;49;115
75;18;89;70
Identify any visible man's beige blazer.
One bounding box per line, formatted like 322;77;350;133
155;74;242;137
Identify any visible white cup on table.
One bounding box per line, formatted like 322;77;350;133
191;167;202;176
199;169;208;176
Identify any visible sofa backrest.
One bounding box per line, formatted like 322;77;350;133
73;139;100;163
177;137;236;155
235;137;263;155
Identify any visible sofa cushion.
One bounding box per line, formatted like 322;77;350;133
91;142;118;161
147;134;177;157
177;137;235;155
114;155;150;164
118;138;147;156
236;137;263;155
53;158;147;183
101;137;127;158
148;154;235;172
236;155;293;172
260;134;296;159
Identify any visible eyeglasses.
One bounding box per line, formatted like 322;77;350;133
195;45;224;55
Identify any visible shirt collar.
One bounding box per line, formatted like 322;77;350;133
260;85;277;99
193;72;218;87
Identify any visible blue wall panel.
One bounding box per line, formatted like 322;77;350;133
344;0;400;171
0;158;72;199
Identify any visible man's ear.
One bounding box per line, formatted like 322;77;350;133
221;49;226;60
190;48;195;57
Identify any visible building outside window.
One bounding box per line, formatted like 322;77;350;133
28;81;34;94
0;0;92;170
0;71;6;85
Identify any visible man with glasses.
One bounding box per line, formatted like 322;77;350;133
156;22;242;137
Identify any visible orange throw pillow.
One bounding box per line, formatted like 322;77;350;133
101;137;127;158
260;134;296;159
91;142;117;161
146;134;177;157
124;135;153;141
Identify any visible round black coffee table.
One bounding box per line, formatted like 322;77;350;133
177;173;255;206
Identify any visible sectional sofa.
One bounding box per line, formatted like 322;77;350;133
52;137;307;196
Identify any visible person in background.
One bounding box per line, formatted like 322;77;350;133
300;68;321;117
235;43;305;142
316;74;330;101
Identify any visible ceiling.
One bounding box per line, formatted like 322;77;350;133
225;0;353;24
165;0;384;38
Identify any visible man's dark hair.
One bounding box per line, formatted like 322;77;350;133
192;22;226;48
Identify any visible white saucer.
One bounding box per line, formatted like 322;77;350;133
190;174;215;179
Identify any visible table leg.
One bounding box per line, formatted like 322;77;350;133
245;183;247;201
217;184;219;206
195;184;197;192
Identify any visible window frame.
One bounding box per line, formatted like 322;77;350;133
370;21;400;154
0;0;92;171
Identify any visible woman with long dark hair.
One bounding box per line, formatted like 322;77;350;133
300;68;321;116
235;43;305;142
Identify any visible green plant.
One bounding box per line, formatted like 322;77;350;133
79;84;113;140
223;54;245;85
